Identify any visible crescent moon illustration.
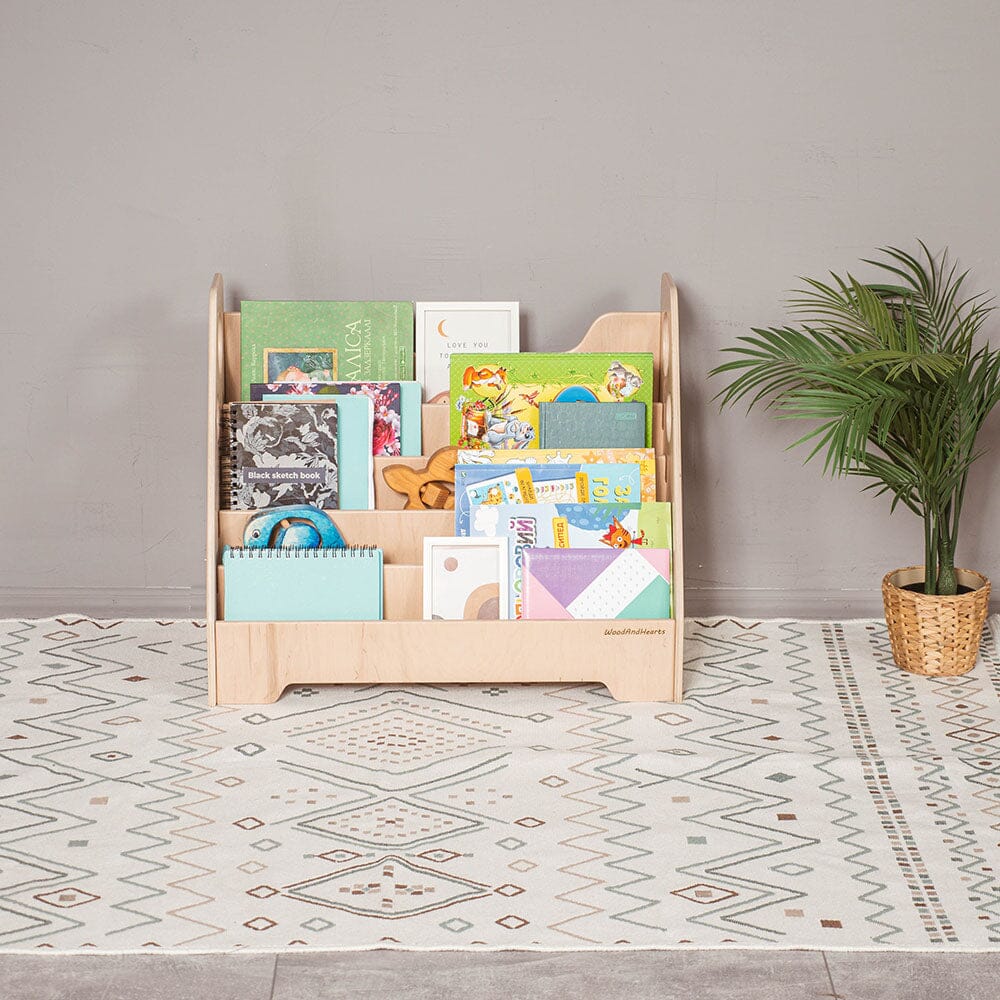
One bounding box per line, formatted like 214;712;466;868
437;319;448;337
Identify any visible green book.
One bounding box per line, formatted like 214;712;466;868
240;301;414;400
449;352;655;450
539;401;646;449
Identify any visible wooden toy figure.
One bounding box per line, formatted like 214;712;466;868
241;505;347;549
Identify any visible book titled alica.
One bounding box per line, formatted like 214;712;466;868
240;300;414;400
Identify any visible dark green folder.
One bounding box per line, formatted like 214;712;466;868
539;402;646;449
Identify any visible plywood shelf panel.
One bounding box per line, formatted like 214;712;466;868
215;619;677;704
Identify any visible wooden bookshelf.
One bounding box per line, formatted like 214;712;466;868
206;273;684;705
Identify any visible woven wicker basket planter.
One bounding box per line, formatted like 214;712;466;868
882;566;991;677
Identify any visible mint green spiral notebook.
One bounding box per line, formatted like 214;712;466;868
223;546;383;621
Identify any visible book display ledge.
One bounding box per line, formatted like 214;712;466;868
205;273;685;705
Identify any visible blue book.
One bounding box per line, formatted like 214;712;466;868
223;546;383;621
264;394;373;510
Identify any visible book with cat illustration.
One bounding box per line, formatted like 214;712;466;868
219;402;338;510
449;352;655;451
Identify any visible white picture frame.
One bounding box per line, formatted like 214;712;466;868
415;301;520;403
423;536;510;621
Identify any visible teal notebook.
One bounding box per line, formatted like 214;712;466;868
539;401;646;448
223;546;383;621
265;394;373;510
398;382;422;456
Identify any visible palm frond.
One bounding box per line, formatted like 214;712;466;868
710;242;1000;595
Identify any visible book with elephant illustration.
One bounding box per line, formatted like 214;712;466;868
448;352;655;450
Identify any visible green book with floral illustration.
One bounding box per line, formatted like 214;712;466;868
240;301;414;400
449;352;655;449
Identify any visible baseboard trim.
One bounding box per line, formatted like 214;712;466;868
1;586;993;621
684;588;888;618
0;587;205;619
685;587;999;619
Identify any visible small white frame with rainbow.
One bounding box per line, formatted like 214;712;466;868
422;536;510;621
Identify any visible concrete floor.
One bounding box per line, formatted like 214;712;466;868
0;949;997;999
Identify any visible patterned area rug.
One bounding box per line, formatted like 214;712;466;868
1;615;998;953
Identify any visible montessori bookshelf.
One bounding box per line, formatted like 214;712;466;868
205;274;685;705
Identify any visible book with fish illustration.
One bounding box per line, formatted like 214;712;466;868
457;447;658;502
467;501;671;619
448;352;655;451
454;462;654;535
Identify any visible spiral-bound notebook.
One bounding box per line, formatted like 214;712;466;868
222;546;383;621
219;402;339;511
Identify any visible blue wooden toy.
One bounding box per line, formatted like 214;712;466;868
241;505;347;550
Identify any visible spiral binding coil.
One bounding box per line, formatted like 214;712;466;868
225;545;379;558
218;403;241;511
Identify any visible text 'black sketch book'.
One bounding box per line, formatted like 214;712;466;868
219;402;339;510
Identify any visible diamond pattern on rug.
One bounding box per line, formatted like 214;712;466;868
0;615;998;951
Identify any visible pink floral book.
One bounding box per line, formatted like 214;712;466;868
250;381;417;456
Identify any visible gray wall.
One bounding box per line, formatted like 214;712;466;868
3;0;999;617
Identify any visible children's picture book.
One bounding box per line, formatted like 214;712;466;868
457;447;658;502
252;381;421;457
415;302;519;402
219;402;339;511
522;548;671;620
240;300;414;399
539;401;646;449
449;352;655;451
263;393;374;510
454;462;653;535
467;501;672;619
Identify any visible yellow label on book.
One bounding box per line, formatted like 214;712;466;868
515;467;537;504
575;472;590;503
551;516;570;547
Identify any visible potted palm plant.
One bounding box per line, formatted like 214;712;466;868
711;243;999;676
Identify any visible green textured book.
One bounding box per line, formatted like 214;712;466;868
240;300;414;400
539;401;646;449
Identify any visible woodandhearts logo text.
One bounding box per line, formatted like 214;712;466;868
603;627;667;636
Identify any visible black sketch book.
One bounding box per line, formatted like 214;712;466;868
219;402;339;510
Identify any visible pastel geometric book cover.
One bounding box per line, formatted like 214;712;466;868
522;547;671;620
